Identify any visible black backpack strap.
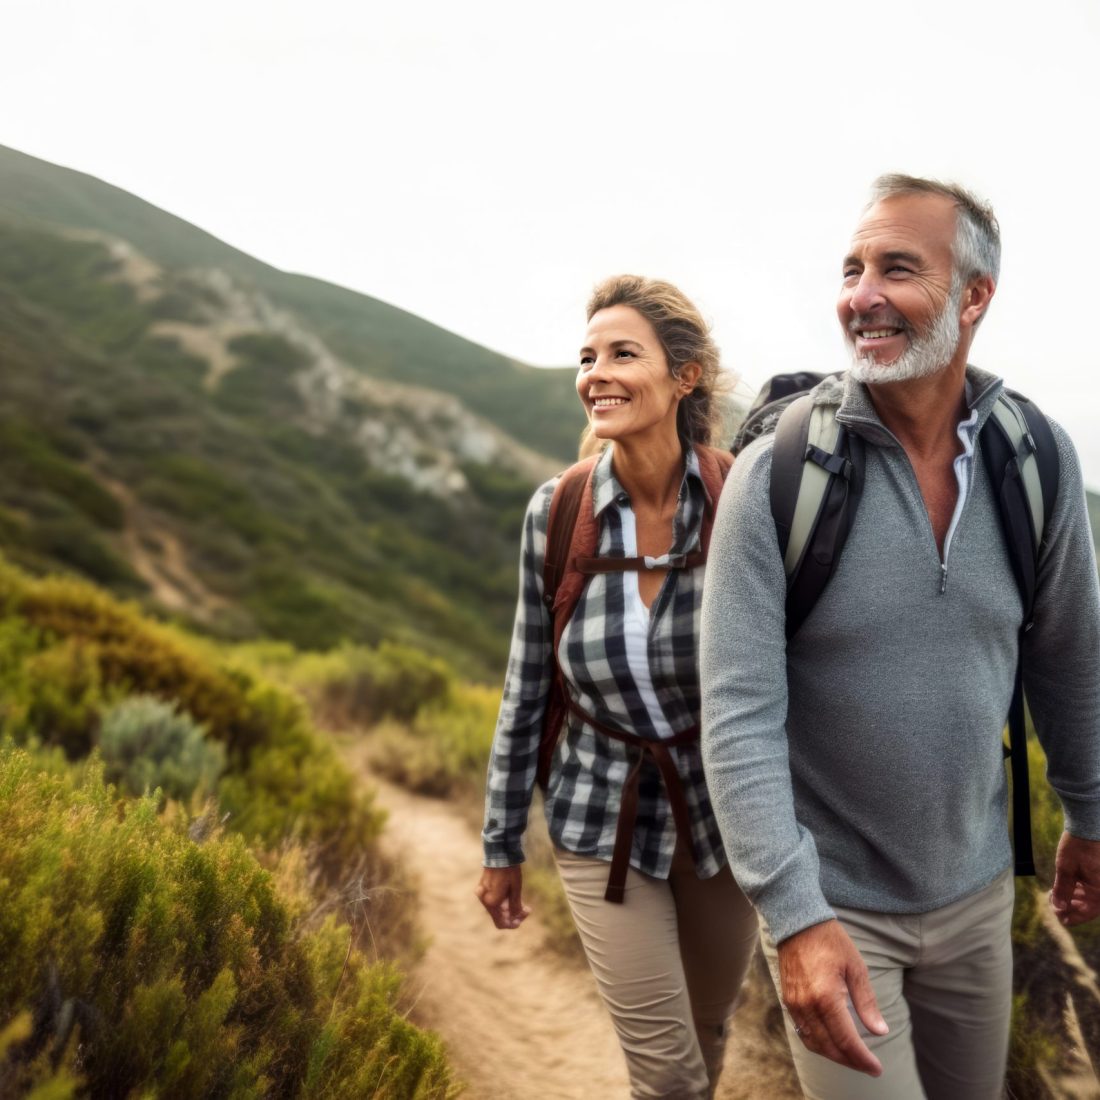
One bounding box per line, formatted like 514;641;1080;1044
771;396;865;639
979;391;1060;878
981;393;1059;621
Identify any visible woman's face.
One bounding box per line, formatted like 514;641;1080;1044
576;305;686;445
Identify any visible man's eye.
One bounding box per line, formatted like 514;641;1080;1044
842;268;859;281
887;265;912;276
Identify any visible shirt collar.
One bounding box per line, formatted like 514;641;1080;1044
591;442;704;517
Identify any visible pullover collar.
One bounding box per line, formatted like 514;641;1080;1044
810;365;1005;447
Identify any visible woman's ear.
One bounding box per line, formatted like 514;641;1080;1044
677;361;703;394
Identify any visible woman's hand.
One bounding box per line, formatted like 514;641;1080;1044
476;866;531;930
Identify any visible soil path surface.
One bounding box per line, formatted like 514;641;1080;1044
361;769;799;1100
371;778;631;1098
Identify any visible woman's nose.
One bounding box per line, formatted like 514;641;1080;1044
586;354;613;380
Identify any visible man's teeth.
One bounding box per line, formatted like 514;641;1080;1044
593;397;629;406
859;329;901;339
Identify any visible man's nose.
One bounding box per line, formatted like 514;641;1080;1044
847;271;886;314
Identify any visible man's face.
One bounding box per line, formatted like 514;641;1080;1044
838;193;962;384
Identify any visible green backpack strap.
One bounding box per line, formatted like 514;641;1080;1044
770;395;865;639
979;391;1060;878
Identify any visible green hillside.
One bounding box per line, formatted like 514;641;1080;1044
0;144;583;463
0;214;544;676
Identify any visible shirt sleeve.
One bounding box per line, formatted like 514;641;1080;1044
481;478;557;867
700;439;835;942
1022;420;1100;840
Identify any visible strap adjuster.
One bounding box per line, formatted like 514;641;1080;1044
804;443;852;479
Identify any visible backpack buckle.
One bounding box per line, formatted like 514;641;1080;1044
805;443;852;479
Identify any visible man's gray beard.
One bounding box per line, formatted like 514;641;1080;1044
848;285;962;385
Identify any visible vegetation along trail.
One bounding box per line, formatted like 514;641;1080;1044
350;754;800;1099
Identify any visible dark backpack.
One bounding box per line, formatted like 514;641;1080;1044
733;371;1060;876
535;445;734;903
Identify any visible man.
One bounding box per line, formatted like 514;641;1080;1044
700;174;1100;1098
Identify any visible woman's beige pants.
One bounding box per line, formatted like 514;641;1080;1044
554;845;758;1099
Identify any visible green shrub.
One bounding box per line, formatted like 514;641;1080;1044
294;641;454;729
0;562;385;876
216;680;384;875
0;628;106;758
368;682;497;800
98;694;226;802
0;746;455;1098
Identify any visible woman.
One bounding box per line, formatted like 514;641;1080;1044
476;275;758;1099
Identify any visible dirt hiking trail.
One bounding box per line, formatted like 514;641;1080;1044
364;773;799;1100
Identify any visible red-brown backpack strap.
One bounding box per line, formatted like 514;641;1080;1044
695;445;735;553
537;456;599;788
542;457;598;611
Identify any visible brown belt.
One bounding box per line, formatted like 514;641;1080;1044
563;689;700;904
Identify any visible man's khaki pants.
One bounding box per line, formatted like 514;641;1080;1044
760;869;1016;1100
555;844;758;1100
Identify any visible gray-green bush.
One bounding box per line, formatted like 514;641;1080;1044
98;694;225;801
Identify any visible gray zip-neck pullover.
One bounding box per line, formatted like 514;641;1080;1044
700;366;1100;944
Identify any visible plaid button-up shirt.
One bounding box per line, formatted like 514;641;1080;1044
482;444;728;881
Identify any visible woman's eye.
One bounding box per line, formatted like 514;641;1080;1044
615;349;635;359
579;355;594;367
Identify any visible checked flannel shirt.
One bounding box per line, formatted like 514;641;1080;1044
482;444;728;881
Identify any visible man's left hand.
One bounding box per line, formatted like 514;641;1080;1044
1050;832;1100;926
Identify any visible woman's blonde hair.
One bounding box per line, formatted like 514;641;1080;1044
580;275;725;454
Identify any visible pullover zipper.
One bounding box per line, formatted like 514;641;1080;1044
838;402;982;601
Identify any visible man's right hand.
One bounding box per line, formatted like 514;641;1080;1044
777;918;888;1076
475;865;531;930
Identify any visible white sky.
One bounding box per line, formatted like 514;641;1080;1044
3;0;1099;488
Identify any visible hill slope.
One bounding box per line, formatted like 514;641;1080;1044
0;143;583;463
0;176;580;675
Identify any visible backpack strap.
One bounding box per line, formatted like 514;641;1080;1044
982;392;1060;621
770;395;865;639
542;459;596;619
979;391;1060;878
537;457;599;790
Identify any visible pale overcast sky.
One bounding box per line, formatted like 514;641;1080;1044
3;0;1098;487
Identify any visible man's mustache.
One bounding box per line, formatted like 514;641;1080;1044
848;313;910;334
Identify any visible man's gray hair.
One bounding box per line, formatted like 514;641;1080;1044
869;173;1001;286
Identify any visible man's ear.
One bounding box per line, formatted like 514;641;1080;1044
961;275;996;329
